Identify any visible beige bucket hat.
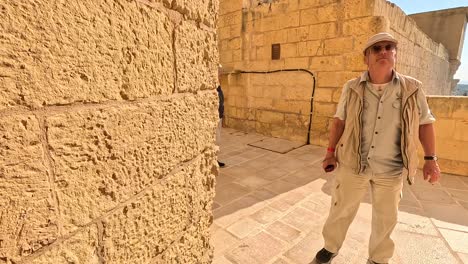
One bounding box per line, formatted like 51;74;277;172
363;32;398;54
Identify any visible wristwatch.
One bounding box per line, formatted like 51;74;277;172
424;155;438;161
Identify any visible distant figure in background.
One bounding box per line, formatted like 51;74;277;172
217;66;225;168
315;32;440;264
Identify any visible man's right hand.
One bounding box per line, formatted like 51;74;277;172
322;153;337;173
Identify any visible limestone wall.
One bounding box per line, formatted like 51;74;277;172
374;0;452;95
0;1;219;263
424;97;468;176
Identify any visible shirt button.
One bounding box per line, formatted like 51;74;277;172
380;101;383;103
375;131;378;134
378;116;381;119
371;146;375;148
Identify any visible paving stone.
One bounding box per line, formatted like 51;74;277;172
214;195;266;228
213;255;235;264
215;182;251;205
438;175;468;190
265;180;299;194
446;189;468;202
256;166;290;181
226;217;262;239
235;149;266;160
211;228;240;259
266;221;301;242
282;168;322;186
273;156;309;172
216;172;237;187
458;252;468;264
223;165;258;179
221;156;250;167
459;200;468;211
411;187;455;204
226;232;284;264
438;228;468;254
396;211;439;236
421;203;468;232
235;175;272;189
250;188;278;201
393;231;460;264
271;257;293;264
250;206;283;225
269;199;295;212
284;229;323;264
280;207;318;232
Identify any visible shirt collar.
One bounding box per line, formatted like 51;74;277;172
359;70;400;84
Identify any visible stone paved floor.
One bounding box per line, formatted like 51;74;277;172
211;128;468;264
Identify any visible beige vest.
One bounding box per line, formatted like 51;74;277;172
336;72;421;184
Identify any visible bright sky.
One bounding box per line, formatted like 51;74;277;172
389;0;468;84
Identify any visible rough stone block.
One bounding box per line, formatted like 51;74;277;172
285;57;310;69
454;119;468;142
101;151;216;263
176;21;218;92
433;118;456;140
172;0;219;26
287;26;310;43
29;225;99;264
298;41;323;57
285;114;309;129
344;52;367;71
257;110;284;125
323;37;354;55
300;4;338;26
263;86;283;99
0;115;58;262
427;97;454;118
313;87;334;102
308;22;338;40
281;43;298;58
310;56;345;71
281;84;312;100
254;97;274;110
451;97;468;119
343;17;388;37
317;71;358;88
344;0;375;19
279;11;300;28
313;102;336;117
46;92;218;234
273;100;311;115
0;1;174;109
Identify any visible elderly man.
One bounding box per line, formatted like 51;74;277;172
314;32;441;264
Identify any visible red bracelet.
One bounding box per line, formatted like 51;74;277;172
327;147;335;153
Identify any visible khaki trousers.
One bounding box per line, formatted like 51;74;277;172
322;166;403;263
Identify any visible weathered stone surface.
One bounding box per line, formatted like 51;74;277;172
46;92;218;233
101;150;216;263
176;21;218;92
172;0;218;26
29;225;100;264
0;115;58;262
0;1;174;109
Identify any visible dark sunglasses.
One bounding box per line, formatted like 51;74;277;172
371;43;396;53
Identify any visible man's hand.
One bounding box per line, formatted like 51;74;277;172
322;152;337;173
423;160;440;184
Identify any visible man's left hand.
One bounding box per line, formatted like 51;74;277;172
423;160;441;184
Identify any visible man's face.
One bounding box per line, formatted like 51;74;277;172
364;41;397;71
